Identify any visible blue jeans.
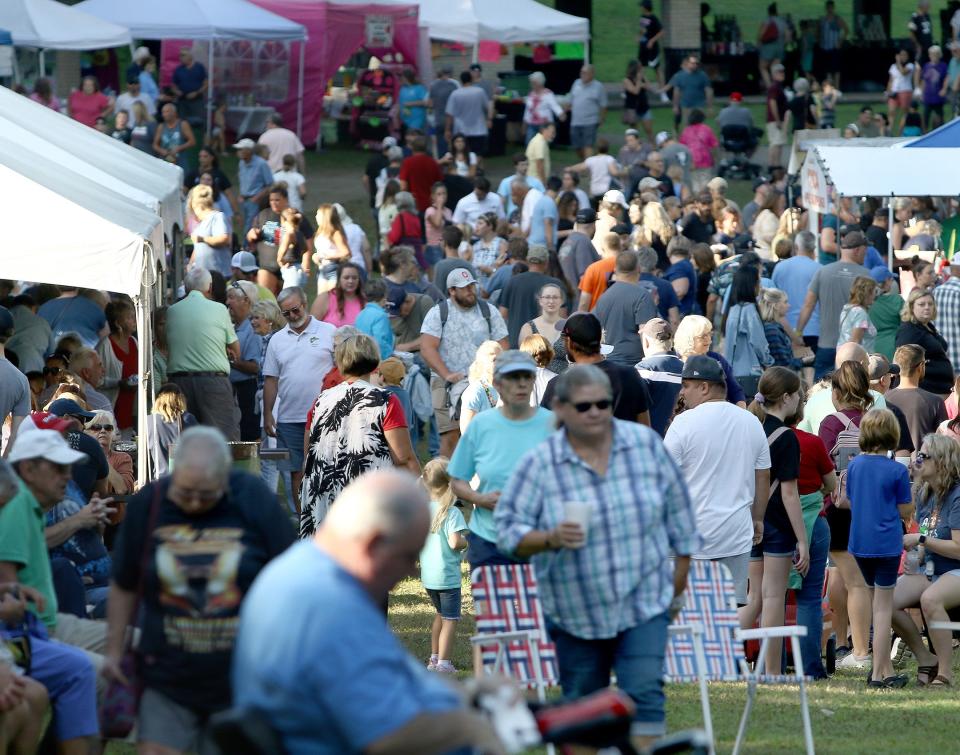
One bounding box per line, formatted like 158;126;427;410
275;421;307;473
795;516;830;679
813;347;837;381
241;199;260;232
546;613;670;737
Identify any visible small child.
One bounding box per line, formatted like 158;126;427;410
276;208;305;288
273;154;307;212
377;357;415;445
819;79;841;129
210;99;227;155
420;457;469;674
844;408;913;689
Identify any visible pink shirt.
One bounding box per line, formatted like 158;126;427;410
322;291;363;328
679;123;719;169
424;206;452;247
69;90;110;128
30;93;61;111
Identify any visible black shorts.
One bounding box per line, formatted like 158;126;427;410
639;45;661;68
826;505;851;553
854;555;900;589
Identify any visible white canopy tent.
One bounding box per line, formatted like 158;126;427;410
0;0;131;50
76;0;309;136
0;85;184;239
0;143;163;484
413;0;589;46
806;144;960;268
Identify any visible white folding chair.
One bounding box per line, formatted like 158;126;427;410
665;560;815;755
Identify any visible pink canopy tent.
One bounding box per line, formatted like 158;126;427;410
159;2;421;144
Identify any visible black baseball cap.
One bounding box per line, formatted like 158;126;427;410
575;208;597;224
561;312;603;350
681;355;726;384
0;306;13;340
470;63;482;71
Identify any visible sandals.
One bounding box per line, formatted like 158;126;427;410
929;675;952;687
917;664;939;686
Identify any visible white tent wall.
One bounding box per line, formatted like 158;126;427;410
0;0;131;50
0;147;162;485
0;86;184;240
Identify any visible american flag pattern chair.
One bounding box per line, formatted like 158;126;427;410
470;564;558;702
665;559;814;755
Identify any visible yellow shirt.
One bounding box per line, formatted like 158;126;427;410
525;133;550;185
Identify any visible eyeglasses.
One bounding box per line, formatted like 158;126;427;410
88;424;114;432
571;399;613;413
280;304;303;318
914;452;931;466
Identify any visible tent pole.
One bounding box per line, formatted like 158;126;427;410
297;41;305;140
135;246;154;487
206;42;214;138
888;198;895;271
38;49;45;77
584;38;590;64
472;44;479;64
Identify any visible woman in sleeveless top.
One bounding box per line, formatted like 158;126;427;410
311;262;366;327
153;102;195;171
622;59;653;142
470;212;506;290
517;282;568;374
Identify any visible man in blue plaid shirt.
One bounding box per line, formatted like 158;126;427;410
495;364;700;748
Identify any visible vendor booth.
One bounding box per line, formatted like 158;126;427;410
76;0;308;137
0;143;163;485
250;0;422;147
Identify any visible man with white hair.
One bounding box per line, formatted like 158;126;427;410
68;348;112;413
166;267;242;441
263;287;335;499
257;112;305;173
234;470;505;754
226;280;262;441
568;64;607;159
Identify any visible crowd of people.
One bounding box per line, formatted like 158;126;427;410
7;8;960;750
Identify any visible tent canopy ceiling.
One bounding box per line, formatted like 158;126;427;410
0;144;162;297
0;0;131;50
0;86;184;236
75;0;306;40
812;145;960;197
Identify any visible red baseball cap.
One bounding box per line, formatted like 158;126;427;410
730;92;743;102
24;411;73;434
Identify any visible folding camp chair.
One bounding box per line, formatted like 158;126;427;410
469;564;558;703
665;560;814;755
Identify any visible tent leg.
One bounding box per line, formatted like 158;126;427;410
888;199;895;271
38;49;45;77
297;41;305;141
206;42;214;139
135;281;153;487
584;39;590;64
472;44;479;64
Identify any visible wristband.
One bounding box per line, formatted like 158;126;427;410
919;534;927;545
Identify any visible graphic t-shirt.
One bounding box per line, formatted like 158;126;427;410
112;473;295;710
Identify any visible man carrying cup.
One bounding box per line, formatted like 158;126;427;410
495;364;699;750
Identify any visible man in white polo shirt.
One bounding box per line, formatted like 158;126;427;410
262;286;335;500
452;176;504;227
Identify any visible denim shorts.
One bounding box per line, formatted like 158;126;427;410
761;516;798;557
274;421;306;472
570;124;599;149
424;245;444;268
854;555;900;589
546;612;670;737
426;587;462;620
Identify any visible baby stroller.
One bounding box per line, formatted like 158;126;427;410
716;124;763;181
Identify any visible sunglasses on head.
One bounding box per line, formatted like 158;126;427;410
571;399;613;413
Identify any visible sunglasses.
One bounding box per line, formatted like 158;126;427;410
914;452;931;466
571;399;613;413
229;281;248;298
280;304;303;318
88;424;114;432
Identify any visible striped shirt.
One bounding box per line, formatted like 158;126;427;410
495;420;700;639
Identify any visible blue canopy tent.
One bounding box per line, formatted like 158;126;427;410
0;29;14;79
901;117;960;148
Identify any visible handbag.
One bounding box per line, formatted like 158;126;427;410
99;481;164;739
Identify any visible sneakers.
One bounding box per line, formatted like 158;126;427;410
891;637;913;669
837;652;871;670
659;91;670;104
435;663;457;674
426;655;438;671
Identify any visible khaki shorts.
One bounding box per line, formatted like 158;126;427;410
766;121;787;147
430;374;457;435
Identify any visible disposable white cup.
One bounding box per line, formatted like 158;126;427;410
563;501;592;544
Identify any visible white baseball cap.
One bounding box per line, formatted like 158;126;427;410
8;430;87;465
231;251;258;273
233;138;256;150
602;189;629;209
446;268;478;289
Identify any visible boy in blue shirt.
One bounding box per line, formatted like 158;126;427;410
355;278;395;359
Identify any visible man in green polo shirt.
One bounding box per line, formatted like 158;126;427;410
2;428;109;665
166;266;242;440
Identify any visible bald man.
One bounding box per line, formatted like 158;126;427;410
797;342;887;434
234;471;506;755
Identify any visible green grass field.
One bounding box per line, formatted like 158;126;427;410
537;0;928;81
